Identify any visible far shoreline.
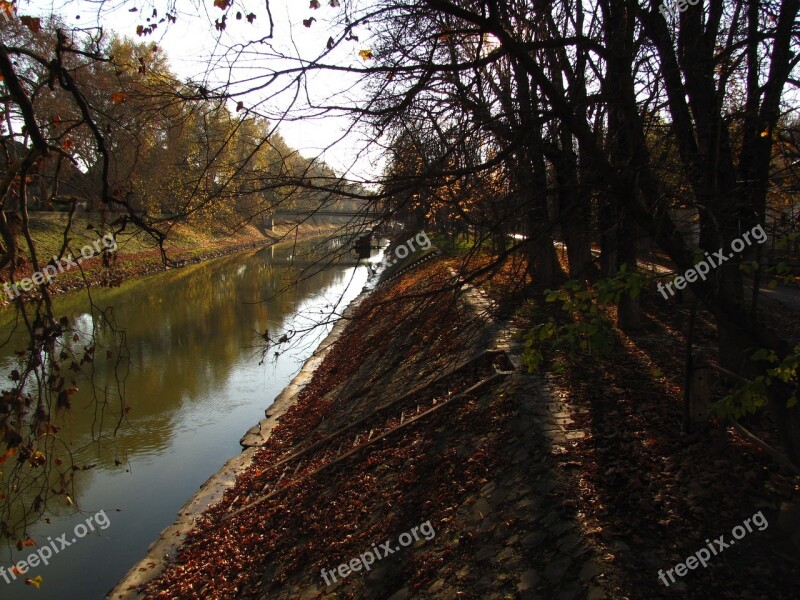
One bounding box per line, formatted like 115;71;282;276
0;221;345;307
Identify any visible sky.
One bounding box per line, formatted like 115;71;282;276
12;0;384;181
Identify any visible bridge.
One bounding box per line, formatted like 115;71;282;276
263;205;388;229
272;210;376;218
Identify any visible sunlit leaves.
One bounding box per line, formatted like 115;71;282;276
716;344;800;418
0;1;13;20
29;450;46;467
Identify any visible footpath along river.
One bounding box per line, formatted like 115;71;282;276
0;236;376;599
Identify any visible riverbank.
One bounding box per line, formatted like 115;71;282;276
113;248;799;599
1;217;342;304
108;275;374;599
112;251;608;600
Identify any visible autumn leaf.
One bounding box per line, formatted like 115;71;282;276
52;115;62;125
0;1;13;19
236;11;242;19
213;0;230;9
246;12;256;23
25;575;43;588
136;25;144;36
11;565;23;576
309;0;320;8
302;17;316;27
20;16;41;33
23;539;36;547
329;0;340;6
61;139;74;151
236;101;244;112
358;49;373;61
111;92;128;104
327;36;335;50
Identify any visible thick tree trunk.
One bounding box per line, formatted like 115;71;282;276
617;207;640;331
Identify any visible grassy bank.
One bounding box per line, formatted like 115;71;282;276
1;215;342;303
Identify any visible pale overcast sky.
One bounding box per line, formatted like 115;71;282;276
13;0;384;181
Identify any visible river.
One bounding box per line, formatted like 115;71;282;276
0;236;373;599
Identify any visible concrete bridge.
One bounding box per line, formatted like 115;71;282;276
263;207;387;229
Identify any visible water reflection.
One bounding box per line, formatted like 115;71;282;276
0;236;370;599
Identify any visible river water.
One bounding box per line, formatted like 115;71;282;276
0;236;372;599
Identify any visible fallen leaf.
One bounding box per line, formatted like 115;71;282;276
0;1;13;20
20;16;41;33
